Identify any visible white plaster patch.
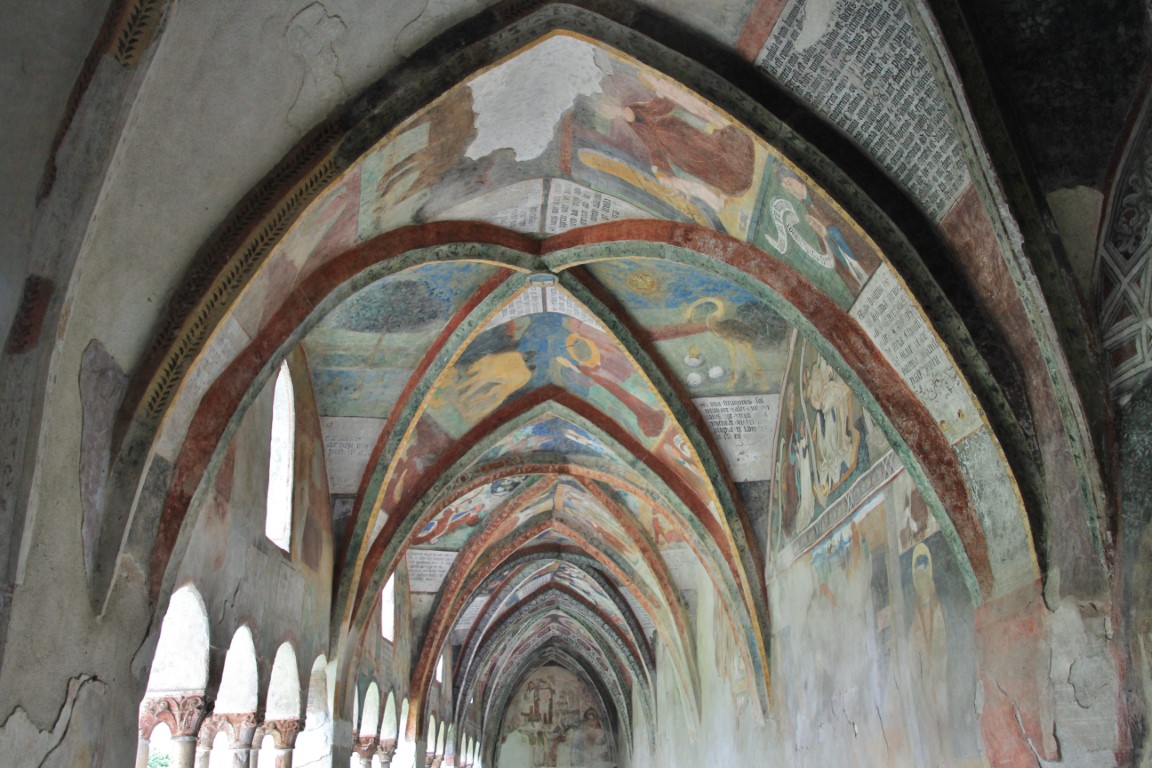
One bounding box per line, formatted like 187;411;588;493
466;36;603;162
795;0;838;52
320;416;386;494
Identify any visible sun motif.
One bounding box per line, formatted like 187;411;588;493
625;270;661;297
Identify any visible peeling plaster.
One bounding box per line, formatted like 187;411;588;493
0;674;106;765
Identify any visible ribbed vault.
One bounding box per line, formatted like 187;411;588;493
113;14;1042;767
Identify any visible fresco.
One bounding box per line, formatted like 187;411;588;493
564;46;768;240
751;161;881;307
476;416;616;465
895;484;980;765
772;338;890;551
769;471;982;766
613;485;688;547
586;258;792;397
424;311;665;440
771;485;900;761
302;261;501;418
496;665;615;768
347;30;884;305
409;475;536;550
233;168;361;340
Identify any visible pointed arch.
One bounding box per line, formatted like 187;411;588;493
145;584;210;695
266;642;301;719
215;626;259;714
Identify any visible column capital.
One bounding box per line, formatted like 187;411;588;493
263;717;305;749
377;737;397;760
140;694;209;738
197;711;259;748
355;735;379;759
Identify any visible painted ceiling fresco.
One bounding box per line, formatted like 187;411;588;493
178;26;1035;755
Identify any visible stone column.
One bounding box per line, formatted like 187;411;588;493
135;735;151;768
356;735;380;768
140;695;209;768
264;717;304;768
248;726;266;768
377;738;397;768
200;712;258;768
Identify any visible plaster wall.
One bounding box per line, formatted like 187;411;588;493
0;0;107;346
172;354;334;700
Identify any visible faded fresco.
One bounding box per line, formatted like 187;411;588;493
496;665;615;768
772;337;890;553
344;31;884;312
375;284;722;527
476;416;616;464
425;310;665;440
302;261;501;419
769;470;982;766
410;475;537;550
585;259;792;398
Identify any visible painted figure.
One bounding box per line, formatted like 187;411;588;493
783;170;870;285
803;355;862;504
908;542;952;763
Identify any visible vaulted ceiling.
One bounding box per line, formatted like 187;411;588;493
6;0;1144;762
203;29;1015;746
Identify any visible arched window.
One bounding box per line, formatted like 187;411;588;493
266;361;294;551
380;573;396;641
435;654;444;684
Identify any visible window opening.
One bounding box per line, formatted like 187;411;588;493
381;574;396;641
266;361;294;551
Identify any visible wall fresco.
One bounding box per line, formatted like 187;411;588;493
769;471;983;766
496;665;615;768
772;337;891;553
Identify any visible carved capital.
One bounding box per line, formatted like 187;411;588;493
140;694;208;738
198;711;259;747
355;735;380;759
263;717;304;749
377;737;397;760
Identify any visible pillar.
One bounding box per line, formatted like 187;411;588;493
264;717;304;768
355;736;379;768
200;712;259;768
140;695;209;768
136;736;150;768
377;738;397;768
